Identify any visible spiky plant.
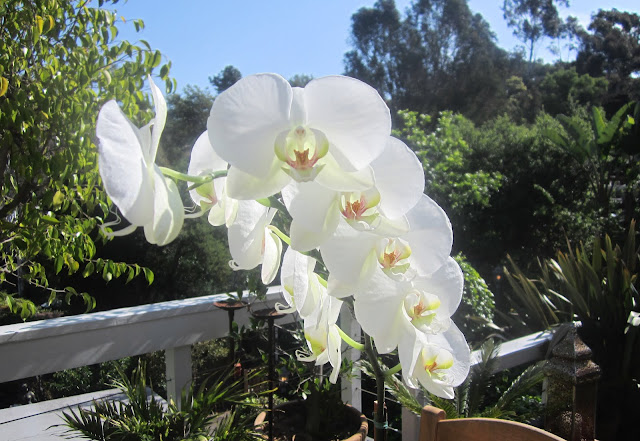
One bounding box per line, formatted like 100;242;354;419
58;360;261;440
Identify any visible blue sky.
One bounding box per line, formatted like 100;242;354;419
111;0;639;93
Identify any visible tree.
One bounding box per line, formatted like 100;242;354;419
345;0;513;123
538;66;608;116
157;86;214;167
502;0;570;63
288;74;314;87
574;9;640;112
0;0;171;319
209;65;242;94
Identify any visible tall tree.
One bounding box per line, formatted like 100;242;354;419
574;9;640;112
345;0;513;123
0;0;169;319
502;0;570;63
209;65;242;94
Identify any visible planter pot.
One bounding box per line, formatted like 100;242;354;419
254;400;368;441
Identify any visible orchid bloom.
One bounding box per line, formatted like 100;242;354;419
400;323;470;399
354;258;463;355
321;194;453;298
297;289;344;383
187;131;237;227
207;73;391;200
227;200;282;285
278;247;325;318
96;77;184;245
282;136;424;252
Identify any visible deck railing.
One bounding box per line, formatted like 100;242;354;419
0;289;554;440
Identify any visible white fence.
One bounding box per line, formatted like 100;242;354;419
0;289;553;440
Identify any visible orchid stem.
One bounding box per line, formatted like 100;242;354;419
364;333;386;440
336;325;365;351
267;226;291;246
159;167;227;183
385;363;402;377
256;196;287;213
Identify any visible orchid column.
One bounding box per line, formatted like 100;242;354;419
96;73;470;440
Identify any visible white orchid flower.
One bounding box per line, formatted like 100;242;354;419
278;247;325;318
282;137;424;252
227;200;282;285
187;131;237;227
207;73;391;200
297;289;344;383
354;258;463;355
97;77;184;245
399;323;470;399
321;194;453;297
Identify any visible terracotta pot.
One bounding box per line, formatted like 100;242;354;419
254;400;368;441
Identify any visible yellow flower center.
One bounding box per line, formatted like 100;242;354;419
274;126;329;182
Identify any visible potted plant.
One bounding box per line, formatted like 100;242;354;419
253;321;368;441
95;72;471;441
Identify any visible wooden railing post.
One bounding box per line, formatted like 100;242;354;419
165;345;192;409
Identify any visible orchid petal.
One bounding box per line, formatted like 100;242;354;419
97;101;154;227
188;131;228;207
148;76;167;164
304;76;391;171
314;156;375;192
412;257;464;319
400;324;470;398
227;201;272;270
404;195;453;276
208;73;292;178
320;220;379;284
261;228;282;284
354;268;407;353
283;182;341;251
373;137;425;218
143;165;184;246
225;162;290;200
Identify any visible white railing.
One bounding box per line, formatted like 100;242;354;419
0;290;553;441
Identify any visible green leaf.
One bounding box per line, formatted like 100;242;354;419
41;215;59;224
54;255;63;274
143;268;154;285
0;77;8;97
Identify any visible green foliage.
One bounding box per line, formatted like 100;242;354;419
394;110;502;223
464;112;598;268
544;101;639;231
452;254;496;343
504;221;640;368
504;221;640;439
60;360;259;441
539;67;608;116
0;0;170;318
